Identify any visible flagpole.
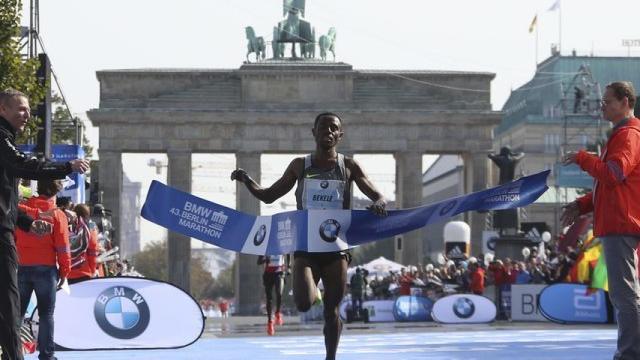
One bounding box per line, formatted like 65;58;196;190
558;0;562;54
536;16;539;65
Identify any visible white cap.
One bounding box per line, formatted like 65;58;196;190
426;264;434;271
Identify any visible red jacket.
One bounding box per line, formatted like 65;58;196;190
399;275;414;296
470;267;485;294
575;117;640;237
68;218;99;280
488;263;509;286
15;196;71;278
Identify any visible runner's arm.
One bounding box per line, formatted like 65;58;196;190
346;157;387;216
231;158;300;204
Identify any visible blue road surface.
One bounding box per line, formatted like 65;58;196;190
25;329;617;360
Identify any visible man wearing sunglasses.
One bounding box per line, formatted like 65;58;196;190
561;81;640;360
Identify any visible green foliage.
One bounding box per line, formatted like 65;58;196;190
204;259;235;299
0;0;45;143
132;241;217;300
351;239;394;266
131;241;168;281
51;93;93;157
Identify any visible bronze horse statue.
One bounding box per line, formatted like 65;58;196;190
319;27;336;61
245;26;266;62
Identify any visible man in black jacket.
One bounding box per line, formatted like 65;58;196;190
0;89;89;360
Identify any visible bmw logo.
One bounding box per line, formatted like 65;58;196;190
452;297;475;319
439;200;457;216
253;224;267;246
94;286;150;339
320;180;329;189
319;219;341;243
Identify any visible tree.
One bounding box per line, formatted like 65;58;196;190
131;241;167;281
0;0;45;143
51;93;93;157
204;259;235;299
132;241;215;300
351;239;395;266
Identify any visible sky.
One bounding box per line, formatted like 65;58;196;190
19;0;640;249
24;0;640;120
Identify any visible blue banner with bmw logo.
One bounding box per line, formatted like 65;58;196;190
141;171;550;255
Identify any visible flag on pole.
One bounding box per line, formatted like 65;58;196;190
548;0;560;12
529;15;538;33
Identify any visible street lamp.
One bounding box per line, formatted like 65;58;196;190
147;158;167;175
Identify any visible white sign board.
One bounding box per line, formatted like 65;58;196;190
510;284;549;322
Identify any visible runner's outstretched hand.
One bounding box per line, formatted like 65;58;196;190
367;199;387;217
231;168;249;183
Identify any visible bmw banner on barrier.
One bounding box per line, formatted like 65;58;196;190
49;277;204;350
392;296;435;322
339;300;396;322
510;284;549;322
431;294;496;324
538;283;608;324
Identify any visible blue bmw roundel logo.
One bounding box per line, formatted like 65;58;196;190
319;219;341;243
320;180;329;189
94;286;150;339
452;297;475;319
439;200;457;216
253;224;267;246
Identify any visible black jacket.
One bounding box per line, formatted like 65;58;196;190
0;116;72;232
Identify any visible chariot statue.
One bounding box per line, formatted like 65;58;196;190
245;0;336;61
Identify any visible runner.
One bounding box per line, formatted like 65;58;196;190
232;112;386;359
257;254;289;335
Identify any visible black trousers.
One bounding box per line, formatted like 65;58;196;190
263;272;284;321
0;231;23;360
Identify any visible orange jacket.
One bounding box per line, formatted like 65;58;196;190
470;267;485;294
576;117;640;237
15;196;71;278
68;219;98;280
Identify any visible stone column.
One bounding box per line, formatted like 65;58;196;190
97;150;122;249
394;151;424;265
464;152;491;255
234;151;262;315
167;150;192;292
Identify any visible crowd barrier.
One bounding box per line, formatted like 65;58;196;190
305;283;612;325
28;277;204;351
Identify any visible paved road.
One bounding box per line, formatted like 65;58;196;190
26;328;617;360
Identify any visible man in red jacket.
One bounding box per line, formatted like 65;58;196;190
469;260;485;296
15;179;70;360
562;81;640;360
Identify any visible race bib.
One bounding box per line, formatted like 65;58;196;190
302;178;345;210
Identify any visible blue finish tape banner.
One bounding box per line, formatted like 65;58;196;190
141;171;550;255
538;283;608;324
